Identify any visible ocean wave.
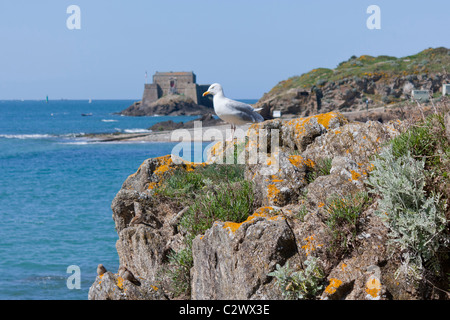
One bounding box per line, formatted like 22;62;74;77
60;141;93;145
0;133;88;140
101;119;118;122
123;128;152;133
0;134;54;140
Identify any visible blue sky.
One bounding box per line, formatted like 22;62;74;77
0;0;449;100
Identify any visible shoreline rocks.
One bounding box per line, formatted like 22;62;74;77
88;108;448;300
149;114;224;132
118;94;213;116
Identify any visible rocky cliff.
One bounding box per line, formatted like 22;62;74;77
256;47;450;119
89;104;450;300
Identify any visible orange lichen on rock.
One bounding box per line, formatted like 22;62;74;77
301;234;323;256
288;155;304;167
147;155;207;191
286;112;345;137
147;155;175;190
349;170;362;181
365;277;381;298
253;206;275;216
147;182;158;190
153;156;173;176
324;278;343;295
288;154;315;169
184;161;205;172
303;159;315;168
267;184;281;202
316;112;346;129
222;207;281;234
116;276;124;290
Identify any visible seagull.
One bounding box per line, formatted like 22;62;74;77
203;83;264;139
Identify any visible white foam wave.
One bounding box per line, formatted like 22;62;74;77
60;141;92;145
101;119;118;123
123;128;152;134
0;134;54;140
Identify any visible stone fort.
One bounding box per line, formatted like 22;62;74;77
142;71;212;108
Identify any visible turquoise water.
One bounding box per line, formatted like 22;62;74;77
0;99;255;300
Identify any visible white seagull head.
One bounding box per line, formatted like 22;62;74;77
203;83;223;97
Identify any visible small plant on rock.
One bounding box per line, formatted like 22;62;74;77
268;257;324;300
165;240;194;297
325;191;369;252
306;157;332;183
367;147;448;278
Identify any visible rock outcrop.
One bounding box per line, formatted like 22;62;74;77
191;207;296;300
257;73;449;119
89;109;447;300
149;114;225;132
255;48;450;119
118;94;212;116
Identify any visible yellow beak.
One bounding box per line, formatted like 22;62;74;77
202;91;210;97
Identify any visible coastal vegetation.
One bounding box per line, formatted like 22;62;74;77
155;163;256;296
268;258;324;300
367;110;450;285
254;47;449;121
269;47;450;96
325;191;370;253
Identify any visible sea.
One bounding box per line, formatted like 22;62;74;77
0;99;256;300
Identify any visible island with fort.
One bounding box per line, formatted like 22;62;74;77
118;71;213;116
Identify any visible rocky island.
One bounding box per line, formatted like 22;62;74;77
118;71;213;116
118;94;212;117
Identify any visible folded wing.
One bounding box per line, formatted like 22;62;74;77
225;99;264;123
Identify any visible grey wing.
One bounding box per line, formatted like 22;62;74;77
226;100;264;123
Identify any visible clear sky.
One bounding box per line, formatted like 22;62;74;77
0;0;449;100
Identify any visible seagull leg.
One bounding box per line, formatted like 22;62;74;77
226;124;235;142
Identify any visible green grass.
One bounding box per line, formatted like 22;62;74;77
325;192;369;252
296;204;308;222
390;113;450;164
155;163;255;296
157;163;245;199
180;180;254;236
165;244;193;296
306;157;333;183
